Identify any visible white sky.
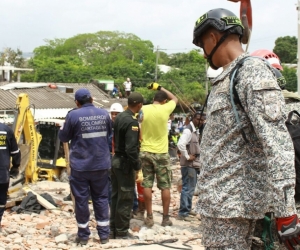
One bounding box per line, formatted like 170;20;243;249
0;0;297;54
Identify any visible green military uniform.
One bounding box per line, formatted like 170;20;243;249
110;108;141;237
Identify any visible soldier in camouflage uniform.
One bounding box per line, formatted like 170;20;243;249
192;8;300;250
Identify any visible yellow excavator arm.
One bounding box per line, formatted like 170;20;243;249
12;93;42;183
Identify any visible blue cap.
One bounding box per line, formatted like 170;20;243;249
75;88;91;101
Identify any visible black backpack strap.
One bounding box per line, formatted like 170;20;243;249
229;56;252;143
229;56;251;110
199;91;210;121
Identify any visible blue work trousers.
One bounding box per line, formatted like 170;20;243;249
70;169;109;240
178;166;198;217
0;183;8;224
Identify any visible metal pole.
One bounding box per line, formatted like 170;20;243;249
297;0;300;95
155;45;159;82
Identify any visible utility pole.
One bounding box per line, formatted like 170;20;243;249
298;0;300;95
155;45;159;82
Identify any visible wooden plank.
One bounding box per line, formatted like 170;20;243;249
22;186;60;214
8;183;23;194
63;142;75;210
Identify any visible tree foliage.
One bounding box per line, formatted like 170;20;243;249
22;31;207;105
274;36;297;63
282;66;297;92
0;47;25;67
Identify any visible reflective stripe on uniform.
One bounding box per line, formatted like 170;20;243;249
0;131;7;134
0;205;5;207
82;132;107;139
11;149;20;154
77;221;89;228
97;220;109;226
0;147;7;150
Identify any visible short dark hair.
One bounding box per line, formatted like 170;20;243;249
193;113;201;118
77;96;92;105
153;91;168;103
128;103;141;108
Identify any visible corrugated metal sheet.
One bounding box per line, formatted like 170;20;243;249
0;83;128;113
31;108;72;119
0;90;18;109
53;83;110;102
0;83;47;90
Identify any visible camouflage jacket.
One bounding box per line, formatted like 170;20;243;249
196;53;296;219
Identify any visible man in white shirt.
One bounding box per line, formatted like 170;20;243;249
123;78;132;97
176;113;203;221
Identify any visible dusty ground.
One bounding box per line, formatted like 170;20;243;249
0;162;204;249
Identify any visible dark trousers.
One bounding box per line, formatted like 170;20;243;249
70;169;109;240
0;183;9;223
110;156;135;235
179;166;198;217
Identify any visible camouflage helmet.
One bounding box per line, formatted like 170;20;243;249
193;8;244;46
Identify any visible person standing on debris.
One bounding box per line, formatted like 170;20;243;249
59;88;111;245
0;122;20;230
123;78;132;98
110;92;143;239
176;113;202;222
192;8;299;249
177;117;184;133
108;102;124;208
140;84;178;227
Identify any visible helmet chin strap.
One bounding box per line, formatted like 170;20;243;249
204;33;230;70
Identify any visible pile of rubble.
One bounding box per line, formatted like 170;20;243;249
1;163;203;249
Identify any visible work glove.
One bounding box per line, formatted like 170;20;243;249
276;214;300;250
147;82;161;90
9;167;19;179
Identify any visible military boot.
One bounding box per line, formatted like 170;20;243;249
144;214;154;228
134;201;145;221
161;215;173;227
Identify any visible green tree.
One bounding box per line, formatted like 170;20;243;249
0;47;25;67
282;66;297;92
274;36;297;63
30;31;156;83
28;31;208;106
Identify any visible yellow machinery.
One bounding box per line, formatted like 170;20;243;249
12;93;67;183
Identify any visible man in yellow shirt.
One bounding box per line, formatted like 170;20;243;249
139;83;178;227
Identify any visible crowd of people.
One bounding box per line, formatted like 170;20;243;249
1;5;300;250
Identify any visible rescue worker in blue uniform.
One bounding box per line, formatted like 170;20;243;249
59;88;112;245
0;122;20;230
110;92;143;239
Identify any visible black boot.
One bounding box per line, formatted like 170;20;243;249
63;193;72;201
